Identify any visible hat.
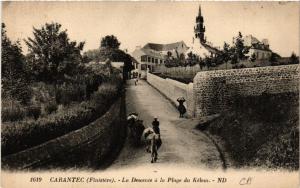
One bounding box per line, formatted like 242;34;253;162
154;116;158;119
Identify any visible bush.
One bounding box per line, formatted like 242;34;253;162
44;102;58;114
2;105;25;122
1;83;122;156
26;105;41;120
207;92;299;169
55;83;86;105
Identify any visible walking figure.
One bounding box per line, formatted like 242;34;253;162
143;117;162;163
177;97;186;118
127;113;145;145
134;78;138;86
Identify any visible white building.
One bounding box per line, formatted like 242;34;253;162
244;35;272;60
131;41;189;78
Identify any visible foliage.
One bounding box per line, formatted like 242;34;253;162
1;100;41;122
233;32;249;61
1;82;122;156
290;52;299;64
164;32;250;69
165;58;182;68
1;101;26;122
1;23;32;104
100;35;120;49
44;102;58;115
25;22;85;83
222;42;231;63
269;52;280;64
82;49;101;63
26;105;41;120
250;53;256;62
207;92;299;169
83;35;134;79
186;52;199;66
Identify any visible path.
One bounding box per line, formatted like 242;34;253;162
109;79;223;170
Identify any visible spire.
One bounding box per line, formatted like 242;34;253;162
198;5;202;16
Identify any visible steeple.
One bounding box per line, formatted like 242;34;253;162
194;5;206;43
198;5;202;16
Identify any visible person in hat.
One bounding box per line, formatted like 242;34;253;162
177;97;186;118
151;117;162;151
152;117;160;135
142;117;162;163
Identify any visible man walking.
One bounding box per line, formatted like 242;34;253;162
152;117;160;135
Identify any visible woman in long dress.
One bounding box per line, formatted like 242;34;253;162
177;97;186;118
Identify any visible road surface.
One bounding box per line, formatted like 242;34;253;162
109;79;224;170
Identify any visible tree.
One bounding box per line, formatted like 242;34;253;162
186;52;199;66
269;52;279;65
1;23;31;104
25;22;85;82
203;56;212;69
179;53;186;66
221;42;231;68
82;49;102;63
232;32;249;62
230;53;239;65
100;35;120;49
167;51;172;59
198;57;205;70
250;53;256;62
98;36;134;79
290;52;299;64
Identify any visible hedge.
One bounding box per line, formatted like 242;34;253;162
1;83;121;156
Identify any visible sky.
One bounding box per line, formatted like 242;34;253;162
2;1;300;57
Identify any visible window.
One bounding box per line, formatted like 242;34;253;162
151;58;154;63
141;56;146;62
160;60;162;64
141;64;147;70
148;57;151;62
155;59;158;64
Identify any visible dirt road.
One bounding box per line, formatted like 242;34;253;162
109;79;224;170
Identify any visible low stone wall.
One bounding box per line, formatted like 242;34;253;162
193;65;299;118
2;97;126;170
147;73;194;117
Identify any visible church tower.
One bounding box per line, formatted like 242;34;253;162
194;5;206;43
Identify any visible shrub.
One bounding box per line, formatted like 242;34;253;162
44;102;58;114
2;105;25;122
207;92;299;169
55;83;86;105
26;105;41;120
1;83;121;156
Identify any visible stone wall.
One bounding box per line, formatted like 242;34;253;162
193;65;299;118
2;97;126;170
147;73;194;117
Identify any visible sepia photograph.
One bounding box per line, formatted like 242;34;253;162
1;1;299;188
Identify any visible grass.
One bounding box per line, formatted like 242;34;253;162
152;73;193;84
1;83;122;156
207;92;299;170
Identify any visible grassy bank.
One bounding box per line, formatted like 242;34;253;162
152;72;193;84
1;83;122;156
207;92;299;170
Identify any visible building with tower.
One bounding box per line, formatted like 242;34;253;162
243;35;272;60
194;6;206;43
192;5;221;58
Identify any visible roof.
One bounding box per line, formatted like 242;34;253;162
244;35;260;45
250;44;272;52
143;41;187;51
140;48;167;59
201;42;222;55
